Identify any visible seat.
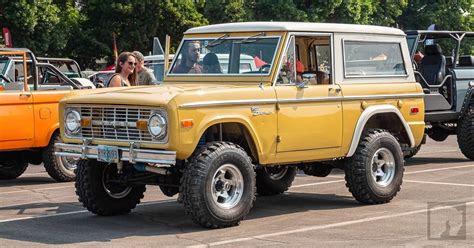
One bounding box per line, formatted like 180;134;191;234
419;44;446;86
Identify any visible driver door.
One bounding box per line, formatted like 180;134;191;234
0;59;34;147
275;35;342;155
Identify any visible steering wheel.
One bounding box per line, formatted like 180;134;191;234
0;74;13;84
259;64;271;73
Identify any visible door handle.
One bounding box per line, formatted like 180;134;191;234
19;93;31;98
328;87;341;93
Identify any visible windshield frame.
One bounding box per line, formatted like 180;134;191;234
167;35;282;78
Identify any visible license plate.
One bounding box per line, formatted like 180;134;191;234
97;145;120;163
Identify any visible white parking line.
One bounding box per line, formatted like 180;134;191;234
188;201;474;247
0;185;74;195
0;199;176;223
404;179;474;187
406;164;474;174
417;149;459;155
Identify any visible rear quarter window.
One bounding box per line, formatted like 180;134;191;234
343;41;407;78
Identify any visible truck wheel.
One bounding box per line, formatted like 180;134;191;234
0;155;28;180
43;132;77;182
180;142;256;228
256;166;296;196
457;108;474;160
345;129;404;204
75;159;146;216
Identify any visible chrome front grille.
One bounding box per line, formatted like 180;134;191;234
78;106;156;142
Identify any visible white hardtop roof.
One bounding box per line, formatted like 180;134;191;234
186;22;405;36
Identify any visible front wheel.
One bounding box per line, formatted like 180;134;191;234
75;159;146;216
0;153;28;180
256;166;296;196
43;132;77;182
345;129;404;204
180;142;256;228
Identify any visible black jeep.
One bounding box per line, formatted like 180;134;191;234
406;30;474;159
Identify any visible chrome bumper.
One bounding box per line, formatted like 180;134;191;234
54;141;176;166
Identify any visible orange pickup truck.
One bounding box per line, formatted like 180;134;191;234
0;48;93;181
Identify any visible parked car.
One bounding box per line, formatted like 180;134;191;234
38;57;83;78
55;22;425;228
405;30;474;159
0;48;94;182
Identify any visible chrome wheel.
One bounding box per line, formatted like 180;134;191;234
371;147;395;187
58;155;78;171
264;166;288;180
211;163;244;209
102;164;132;199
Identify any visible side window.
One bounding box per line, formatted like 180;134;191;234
344;41;406;77
276;36;296;84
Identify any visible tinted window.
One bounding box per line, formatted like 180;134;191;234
344;41;406;77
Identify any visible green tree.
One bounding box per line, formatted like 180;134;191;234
200;0;248;24
71;0;207;69
0;0;81;56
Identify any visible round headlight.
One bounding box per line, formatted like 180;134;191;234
65;110;81;134
148;113;166;139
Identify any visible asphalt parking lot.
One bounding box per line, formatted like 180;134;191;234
0;136;472;247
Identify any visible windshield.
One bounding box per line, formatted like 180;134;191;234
169;36;280;76
0;57;15;85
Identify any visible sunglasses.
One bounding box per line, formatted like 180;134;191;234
127;61;137;66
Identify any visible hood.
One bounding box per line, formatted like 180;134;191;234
60;83;249;107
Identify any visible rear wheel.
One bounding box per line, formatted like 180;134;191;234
75;159;146;216
180;142;256;228
256;166;296;196
43;132;77;182
345;129;404;204
0;153;28;180
457;108;474;160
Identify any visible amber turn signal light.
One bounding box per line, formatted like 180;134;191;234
136;120;148;130
181;119;194;128
80;118;91;127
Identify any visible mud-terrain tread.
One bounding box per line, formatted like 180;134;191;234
457;108;474;160
256;166;296;196
180;142;256;228
43;132;76;182
345;129;404;204
75;159;146;216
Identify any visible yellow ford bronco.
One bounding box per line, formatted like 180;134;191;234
56;22;425;228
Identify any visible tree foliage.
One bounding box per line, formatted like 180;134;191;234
0;0;471;69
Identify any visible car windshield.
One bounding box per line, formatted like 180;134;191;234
169;36;280;76
0;57;15;85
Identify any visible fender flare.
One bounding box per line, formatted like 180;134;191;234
346;104;415;157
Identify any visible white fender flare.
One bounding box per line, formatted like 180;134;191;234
346;104;415;157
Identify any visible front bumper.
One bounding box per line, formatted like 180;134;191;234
54;140;176;166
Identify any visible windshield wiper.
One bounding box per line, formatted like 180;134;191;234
205;34;229;48
241;32;266;43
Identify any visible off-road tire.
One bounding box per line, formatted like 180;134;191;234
457;108;474;160
256;166;296;196
75;159;146;216
0;155;28;180
43;132;76;182
427;126;449;142
345;129;404;204
159;185;179;197
180;142;256;228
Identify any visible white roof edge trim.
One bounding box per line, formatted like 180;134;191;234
185;22;405;36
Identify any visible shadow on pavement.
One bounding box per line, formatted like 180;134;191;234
0;191;360;245
0;177;58;187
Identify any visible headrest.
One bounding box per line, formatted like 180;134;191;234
459;55;474;66
425;44;442;55
445;56;454;67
